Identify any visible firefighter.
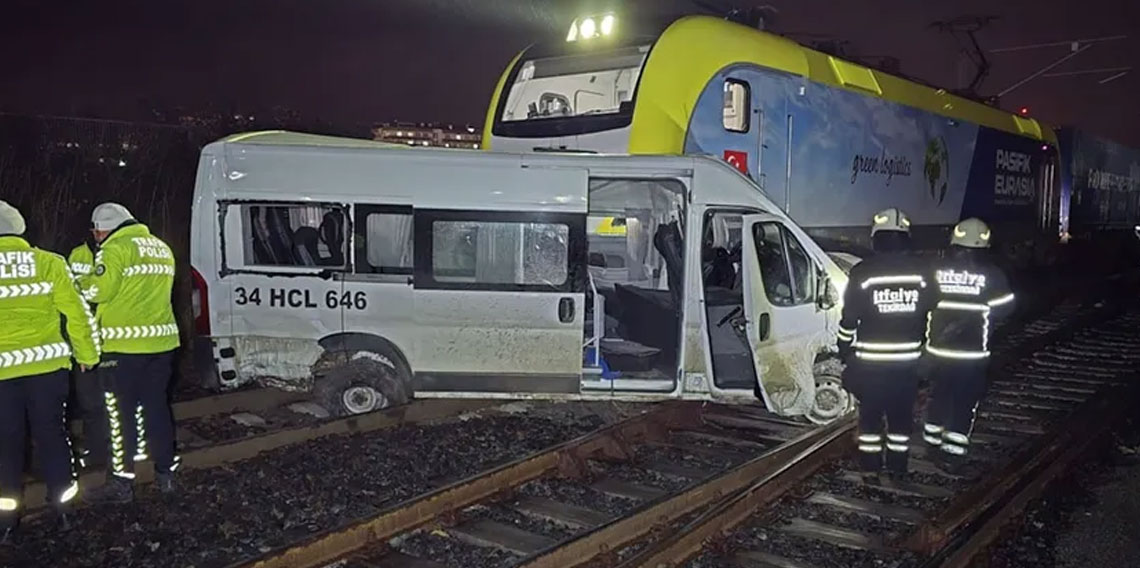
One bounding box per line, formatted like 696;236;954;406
836;208;935;477
0;201;101;541
79;203;181;504
68;237;108;470
923;218;1014;471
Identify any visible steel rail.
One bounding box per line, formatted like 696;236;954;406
238;401;692;568
600;417;855;568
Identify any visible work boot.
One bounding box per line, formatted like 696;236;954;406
936;450;968;476
156;472;177;495
86;477;134;505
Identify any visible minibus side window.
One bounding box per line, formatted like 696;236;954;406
752;222;794;306
355;205;413;275
782;227;815;305
241;203;347;268
432;220;570;287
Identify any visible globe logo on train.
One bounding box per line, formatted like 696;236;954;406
923;136;950;206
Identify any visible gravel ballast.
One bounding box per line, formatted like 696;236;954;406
0;405;629;568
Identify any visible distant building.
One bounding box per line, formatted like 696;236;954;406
372;122;482;149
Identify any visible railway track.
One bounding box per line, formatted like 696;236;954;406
227;287;1137;568
238;401;821;568
23;387;496;510
611;299;1140;568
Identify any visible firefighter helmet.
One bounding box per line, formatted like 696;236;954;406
870;208;911;236
951;218;992;248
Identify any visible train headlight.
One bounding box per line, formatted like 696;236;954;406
567;13;616;42
580;18;597;39
600;14;616;35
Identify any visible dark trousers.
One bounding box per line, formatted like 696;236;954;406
101;351;179;480
924;358;989;457
0;370;77;525
73;368;107;466
844;359;920;473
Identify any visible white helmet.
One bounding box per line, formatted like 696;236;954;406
91;202;134;231
0;200;26;236
870;208;911;236
951;217;992;248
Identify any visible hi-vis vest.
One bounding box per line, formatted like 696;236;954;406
68;242;95;279
0;236;101;381
925;259;1014;360
837;253;935;363
80;224;180;355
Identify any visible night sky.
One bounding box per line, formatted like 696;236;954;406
2;0;1137;144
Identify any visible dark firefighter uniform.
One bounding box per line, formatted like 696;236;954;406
0;200;101;539
80;203;181;503
68;239;108;469
923;218;1014;465
837;208;935;475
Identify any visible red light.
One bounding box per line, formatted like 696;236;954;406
1019;107;1029;116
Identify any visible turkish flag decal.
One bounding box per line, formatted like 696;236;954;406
723;150;748;174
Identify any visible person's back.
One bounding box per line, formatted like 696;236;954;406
837;208;935;478
841;253;933;362
82;223;179;355
81;203;181;505
923;218;1013;472
927;242;1014;360
0;200;100;539
0;238;99;380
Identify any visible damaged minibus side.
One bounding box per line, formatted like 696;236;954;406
189;132;855;423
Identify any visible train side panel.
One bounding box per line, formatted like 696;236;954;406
682;65;1058;254
1060;127;1140;235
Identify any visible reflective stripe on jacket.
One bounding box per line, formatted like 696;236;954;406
926;256;1015;359
837;253;936;363
80;224;180;355
0;236;101;380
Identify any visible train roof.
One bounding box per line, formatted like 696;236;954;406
537;15;1058;154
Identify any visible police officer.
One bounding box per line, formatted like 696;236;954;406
0;201;101;540
923;218;1014;471
80;203;181;503
837;208;935;477
68;236;108;469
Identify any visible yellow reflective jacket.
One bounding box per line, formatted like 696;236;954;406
80;224;180;355
68;242;95;279
0;236;101;381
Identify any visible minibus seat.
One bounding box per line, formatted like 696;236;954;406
654;221;684;307
292;226;321;266
612;283;678;367
703;246;736;289
319;211;345;266
259;207;296;265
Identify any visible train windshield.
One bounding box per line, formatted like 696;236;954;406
499;45;650;123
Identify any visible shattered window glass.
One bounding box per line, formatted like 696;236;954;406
240;204;347;268
432;220;569;287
